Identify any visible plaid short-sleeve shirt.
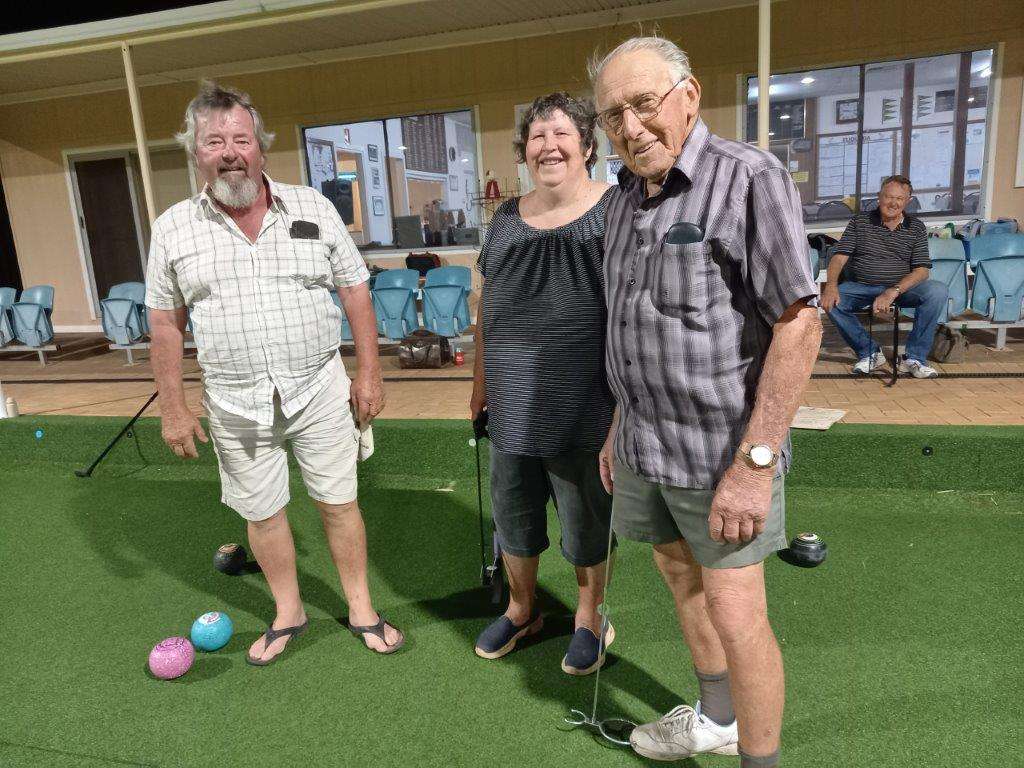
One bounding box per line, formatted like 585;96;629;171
145;175;369;426
604;119;818;489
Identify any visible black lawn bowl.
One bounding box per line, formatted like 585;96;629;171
778;532;828;568
213;543;248;575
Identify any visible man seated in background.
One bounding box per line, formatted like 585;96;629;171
821;175;948;379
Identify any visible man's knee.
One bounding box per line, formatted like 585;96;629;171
317;498;359;521
704;578;769;646
248;507;288;531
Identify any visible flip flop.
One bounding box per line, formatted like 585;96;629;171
246;619;309;666
347;614;405;655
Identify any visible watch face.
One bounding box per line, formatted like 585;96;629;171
750;445;774;467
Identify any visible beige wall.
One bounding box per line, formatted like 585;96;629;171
1;0;1022;327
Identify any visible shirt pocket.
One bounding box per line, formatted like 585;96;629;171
652;241;716;323
279;238;333;288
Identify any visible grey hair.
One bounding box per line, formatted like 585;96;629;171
587;36;692;88
174;79;275;156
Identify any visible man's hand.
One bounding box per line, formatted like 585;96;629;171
598;429;616;494
351;371;385;426
161;409;208;459
820;283;840;313
470;383;486;421
872;287;899;316
708;460;773;544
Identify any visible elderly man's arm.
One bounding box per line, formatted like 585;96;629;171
708;300;822;544
150;306;208;458
338;281;384;425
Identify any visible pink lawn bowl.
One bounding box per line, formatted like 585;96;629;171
148;637;195;680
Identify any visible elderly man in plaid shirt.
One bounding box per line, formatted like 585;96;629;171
146;81;404;663
592;38;822;766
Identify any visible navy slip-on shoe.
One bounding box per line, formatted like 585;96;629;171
561;621;616;676
474;613;543;659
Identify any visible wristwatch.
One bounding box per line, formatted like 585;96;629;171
739;442;778;470
890;285;903;296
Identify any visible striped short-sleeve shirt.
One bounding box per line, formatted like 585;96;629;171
604;119;818;490
477;191;616;456
145;175;369;426
835;210;931;285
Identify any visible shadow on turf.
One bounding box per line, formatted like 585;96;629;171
357;485;689;758
67;479;366;637
142;655;232;683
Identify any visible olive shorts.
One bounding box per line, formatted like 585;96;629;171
611;459;787;569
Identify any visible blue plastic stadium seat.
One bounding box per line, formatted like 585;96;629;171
422;284;468;337
100;298;146;346
19;285;54;314
965;233;1024;268
970;256;1024;323
424;266;472;291
424;267;471;329
11;302;54;347
107;282;148;334
372;286;418;340
373;269;420;292
101;282;148;344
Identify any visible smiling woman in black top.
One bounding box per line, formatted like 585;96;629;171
470;92;617;675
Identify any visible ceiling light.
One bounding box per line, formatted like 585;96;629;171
967;97;975;103
768;131;775;137
461;158;469;162
397;145;407;151
779;114;791;120
800;76;815;85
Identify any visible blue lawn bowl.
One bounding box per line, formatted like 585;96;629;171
35;429;43;440
190;611;234;652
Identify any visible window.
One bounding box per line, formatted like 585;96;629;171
746;49;993;223
303;109;480;249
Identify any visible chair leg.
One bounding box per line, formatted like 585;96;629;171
886;310;899;388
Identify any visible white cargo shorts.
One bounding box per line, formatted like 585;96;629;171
205;362;359;521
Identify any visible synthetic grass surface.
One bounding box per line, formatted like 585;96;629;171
1;418;1022;767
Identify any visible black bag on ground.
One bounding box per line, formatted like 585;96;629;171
398;329;452;369
929;325;966;364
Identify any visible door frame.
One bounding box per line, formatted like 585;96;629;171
62;140;189;320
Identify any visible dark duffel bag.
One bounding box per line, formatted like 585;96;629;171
398;329;452;369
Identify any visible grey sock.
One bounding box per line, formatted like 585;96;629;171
694;668;734;726
740;748;780;767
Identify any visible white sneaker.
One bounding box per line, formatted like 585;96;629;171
852;350;886;375
629;700;739;761
898;358;939;378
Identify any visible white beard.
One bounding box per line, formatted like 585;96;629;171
210;174;259;209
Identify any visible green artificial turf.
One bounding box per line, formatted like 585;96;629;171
1;417;1022;767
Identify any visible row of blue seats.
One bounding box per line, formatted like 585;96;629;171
810;235;1024;325
100;265;474;350
0;285;55;348
361;266;472;340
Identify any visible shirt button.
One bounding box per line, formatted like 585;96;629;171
638;237;644;246
625;359;632;366
629;279;636;286
620;320;627;327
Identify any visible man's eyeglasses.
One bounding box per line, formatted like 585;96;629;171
597;78;686;134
